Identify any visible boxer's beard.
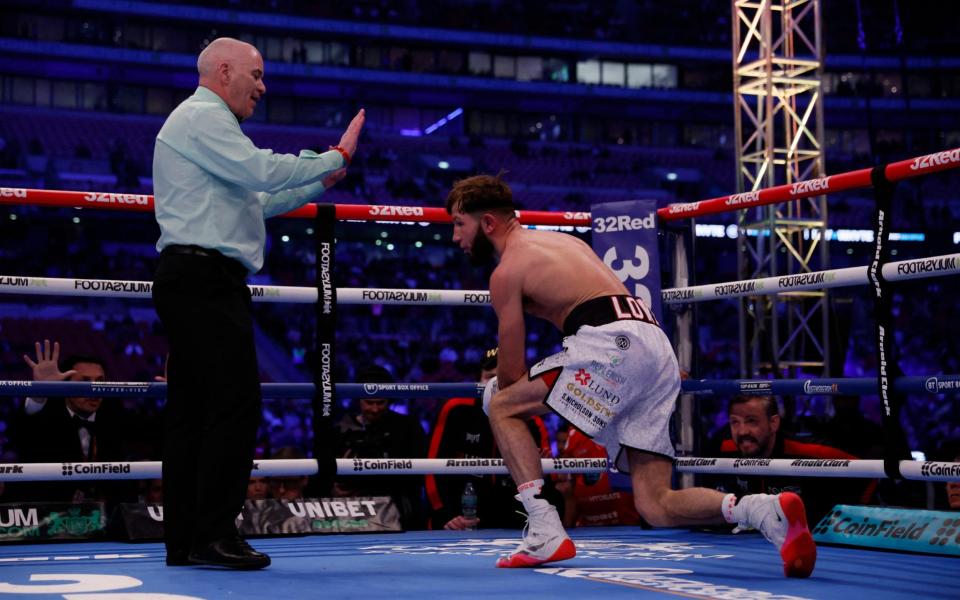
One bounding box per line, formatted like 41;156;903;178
469;230;495;267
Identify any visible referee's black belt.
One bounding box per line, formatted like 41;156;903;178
160;244;247;278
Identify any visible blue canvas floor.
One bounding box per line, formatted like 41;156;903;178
0;527;956;599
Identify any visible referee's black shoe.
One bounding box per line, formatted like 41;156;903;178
189;536;271;570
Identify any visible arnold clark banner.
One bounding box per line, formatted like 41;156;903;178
590;200;662;321
115;496;401;541
0;502;106;542
813;504;960;556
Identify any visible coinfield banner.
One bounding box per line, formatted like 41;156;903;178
115;496;401;541
813;504;960;556
0;502;106;543
590;200;662;321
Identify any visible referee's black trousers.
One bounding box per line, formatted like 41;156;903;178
152;251;261;553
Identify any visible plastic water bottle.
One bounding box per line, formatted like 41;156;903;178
461;481;478;530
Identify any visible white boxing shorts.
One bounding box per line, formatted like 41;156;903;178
530;295;680;472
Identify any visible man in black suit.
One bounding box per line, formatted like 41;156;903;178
333;365;428;529
12;340;131;506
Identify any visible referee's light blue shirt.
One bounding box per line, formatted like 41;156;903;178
153;86;344;273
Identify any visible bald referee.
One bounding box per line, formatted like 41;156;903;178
152;37;364;569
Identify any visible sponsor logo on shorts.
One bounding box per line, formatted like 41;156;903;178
563;211;590;221
615;335;630;350
589;361;627;387
0;465;24;474
574;369;591;385
586;380;621;405
563;383;616;425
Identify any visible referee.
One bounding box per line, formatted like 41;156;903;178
152;37;364;569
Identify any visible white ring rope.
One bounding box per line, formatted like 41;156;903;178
0;458;607;482
1;458;956;482
663;253;960;304
1;252;957;306
674;457;960;481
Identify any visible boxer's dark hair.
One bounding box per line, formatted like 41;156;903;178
445;173;515;218
727;395;780;419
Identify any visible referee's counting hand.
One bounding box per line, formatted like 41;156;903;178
336;109;366;159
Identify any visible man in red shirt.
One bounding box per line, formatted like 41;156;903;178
710;395;875;524
555;425;640;527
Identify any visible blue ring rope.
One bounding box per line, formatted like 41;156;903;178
1;375;957;398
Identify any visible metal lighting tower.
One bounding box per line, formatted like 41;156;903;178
732;0;830;378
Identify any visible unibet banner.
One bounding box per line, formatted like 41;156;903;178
813;504;960;556
115;496;401;540
590;200;662;322
0;502;106;543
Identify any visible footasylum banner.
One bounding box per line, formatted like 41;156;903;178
813;504;960;556
0;502;106;542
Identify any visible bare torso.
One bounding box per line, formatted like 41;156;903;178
497;228;628;330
